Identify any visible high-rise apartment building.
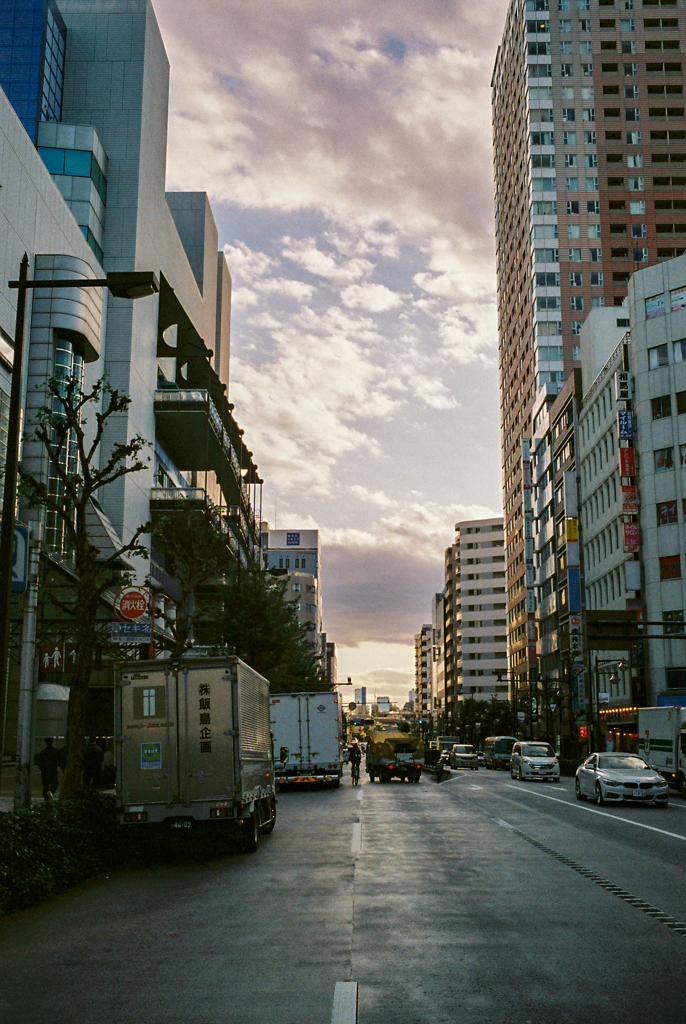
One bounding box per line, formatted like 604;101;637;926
414;624;432;720
492;0;686;701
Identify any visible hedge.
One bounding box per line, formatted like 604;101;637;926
0;791;121;914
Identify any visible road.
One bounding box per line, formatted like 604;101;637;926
1;767;686;1024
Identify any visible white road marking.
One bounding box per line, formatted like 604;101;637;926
504;784;686;842
443;772;471;784
331;981;358;1024
351;821;361;857
494;818;515;830
470;785;483;790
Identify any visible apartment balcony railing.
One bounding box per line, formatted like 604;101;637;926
150;487;240;560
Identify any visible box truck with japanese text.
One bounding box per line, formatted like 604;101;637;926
115;656;275;851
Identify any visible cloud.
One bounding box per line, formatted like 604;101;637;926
340;282;403;312
349;484;399;509
281;237;373;283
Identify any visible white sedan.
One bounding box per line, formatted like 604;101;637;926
575;752;669;806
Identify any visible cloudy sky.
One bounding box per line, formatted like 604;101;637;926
155;0;506;703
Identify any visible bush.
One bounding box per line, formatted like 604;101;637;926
0;790;121;914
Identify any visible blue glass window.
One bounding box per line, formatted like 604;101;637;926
37;146;64;173
64;150;93;176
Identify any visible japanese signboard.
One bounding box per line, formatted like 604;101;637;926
615;371;631;402
565;518;578;542
111;621;152;643
623;522;640;552
671;285;686;312
39;642;77;675
645;294;665;319
621;485;638;515
114;586;150;621
617;410;633;440
286;532;301;546
619;447;635;477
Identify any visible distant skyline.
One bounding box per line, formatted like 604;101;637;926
155;0;506;701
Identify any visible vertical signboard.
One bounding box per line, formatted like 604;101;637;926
623;522;640;552
619;447;636;477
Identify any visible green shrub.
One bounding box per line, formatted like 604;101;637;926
0;791;121;913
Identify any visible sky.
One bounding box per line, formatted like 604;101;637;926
155;0;507;704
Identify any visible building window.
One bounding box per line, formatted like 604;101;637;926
660;554;681;580
591;271;604;286
674;339;686;363
677;391;686;415
652;394;672;419
655;447;674;471
657;500;678;525
648;344;669;369
663;611;685;636
630;199;646;214
571;295;584;311
633;247;649;262
590;247;603;262
665;668;686;689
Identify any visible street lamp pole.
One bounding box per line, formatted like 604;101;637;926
0;259;158;793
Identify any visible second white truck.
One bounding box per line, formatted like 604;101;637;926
270;691;342;787
638;705;686;793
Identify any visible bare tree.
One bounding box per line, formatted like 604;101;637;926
20;375;150;797
152;506;235;658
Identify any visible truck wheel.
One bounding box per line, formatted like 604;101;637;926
239;811;259;853
259;797;276;835
678;774;686;798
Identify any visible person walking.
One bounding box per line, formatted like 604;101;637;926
83;737;104;788
35;737;60;801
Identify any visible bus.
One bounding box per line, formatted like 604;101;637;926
483;735;518;770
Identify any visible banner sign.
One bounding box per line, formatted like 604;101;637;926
621;485;638;515
645;294;665;319
111;621;152;643
617;410;633;439
615;371;631;402
671;285;686;312
623;522;640;552
619;447;635;477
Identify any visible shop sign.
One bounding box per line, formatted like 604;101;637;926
619;447;635;477
623;522;640;552
615;371;631;402
645;294;665;319
671;285;686;312
621;485;638;515
617;410;633;440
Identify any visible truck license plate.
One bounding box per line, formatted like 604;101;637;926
169;819;193;829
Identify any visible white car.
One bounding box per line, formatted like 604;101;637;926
575;752;669;806
510;741;560;782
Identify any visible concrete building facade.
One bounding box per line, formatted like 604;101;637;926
414;623;432;721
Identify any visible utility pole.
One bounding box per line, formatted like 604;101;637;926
14;520;41;809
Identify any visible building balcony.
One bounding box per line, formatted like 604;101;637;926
536;589;557;621
537;630;559;657
149;487;241;561
154;387;259;542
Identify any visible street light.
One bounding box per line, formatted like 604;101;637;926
0;255;159;788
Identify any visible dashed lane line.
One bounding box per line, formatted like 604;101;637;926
351;821;361;857
494;817;686;939
504;783;686;842
331;981;358;1024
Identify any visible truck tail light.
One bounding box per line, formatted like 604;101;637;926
210;807;229;818
124;811;148;823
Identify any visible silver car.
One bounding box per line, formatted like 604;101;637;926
575;752;669;806
510;741;560;782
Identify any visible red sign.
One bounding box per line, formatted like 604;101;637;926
114;586;150;622
579;726;588;741
619;447;635;477
621;485;638;515
39;642;77;675
348;702;357;710
623;522;640;553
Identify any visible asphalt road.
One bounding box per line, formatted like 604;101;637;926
1;767;686;1024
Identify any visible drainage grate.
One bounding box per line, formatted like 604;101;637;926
502;821;686;938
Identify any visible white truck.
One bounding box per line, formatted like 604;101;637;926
270;691;342;788
115;656;276;851
638;705;686;794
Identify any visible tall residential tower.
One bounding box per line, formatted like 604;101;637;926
492;0;686;700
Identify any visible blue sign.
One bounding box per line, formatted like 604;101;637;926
111;621;152;643
617;410;633;440
12;524;29;594
141;742;162;770
568;568;582;614
286;532;301;546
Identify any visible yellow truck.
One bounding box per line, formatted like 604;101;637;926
366;728;424;783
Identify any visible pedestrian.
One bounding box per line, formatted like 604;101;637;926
83;736;104;787
35;737;60;801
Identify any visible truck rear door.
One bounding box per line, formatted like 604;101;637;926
181;663;236;804
118;666;178;806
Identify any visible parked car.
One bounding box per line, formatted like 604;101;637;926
477;752;485;767
510;741;560;782
575;752;669;806
448;744;479;770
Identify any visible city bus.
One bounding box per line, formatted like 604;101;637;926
483;735;518;770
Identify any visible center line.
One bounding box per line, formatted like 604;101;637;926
504;784;686;842
351;821;361;857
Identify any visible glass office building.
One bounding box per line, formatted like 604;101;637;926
0;0;66;142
